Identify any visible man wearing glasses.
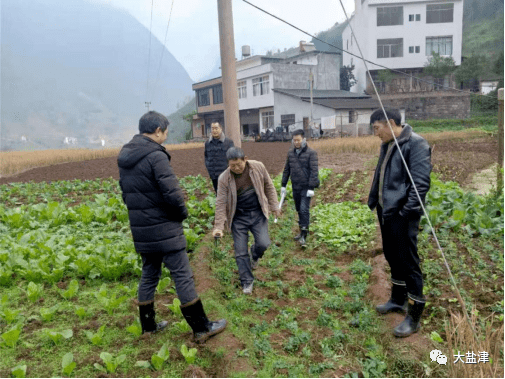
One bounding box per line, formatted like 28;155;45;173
212;147;280;295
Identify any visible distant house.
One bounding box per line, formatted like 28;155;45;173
343;0;464;94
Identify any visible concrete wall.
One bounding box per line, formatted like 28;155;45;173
344;0;464;93
237;64;274;110
378;92;471;120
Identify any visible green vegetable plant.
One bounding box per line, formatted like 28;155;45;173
166;298;182;315
85;325;106;345
60;279;79;300
74;306;91;320
1;326;21;347
173;319;192;333
61;352;76;376
126;319;143;337
94;352;126;374
45;329;73;345
11;365;27;378
180;344;198;364
95;284;128;315
25;281;43;302
151;344;170;370
0;308;21;324
40;305;59;322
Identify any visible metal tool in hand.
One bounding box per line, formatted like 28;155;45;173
274;192;286;223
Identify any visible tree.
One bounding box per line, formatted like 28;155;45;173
455;55;483;90
340;64;357;91
493;51;504;76
423;52;456;79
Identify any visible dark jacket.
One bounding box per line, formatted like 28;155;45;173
117;135;188;254
368;124;431;219
204;133;235;180
281;144;319;191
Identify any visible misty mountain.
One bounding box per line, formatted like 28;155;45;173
1;0;194;150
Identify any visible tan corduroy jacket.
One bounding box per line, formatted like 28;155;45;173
214;160;279;232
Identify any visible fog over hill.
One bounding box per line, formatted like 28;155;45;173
1;0;194;150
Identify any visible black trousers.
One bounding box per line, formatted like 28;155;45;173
138;248;198;305
377;205;424;299
292;189;311;228
211;178;219;193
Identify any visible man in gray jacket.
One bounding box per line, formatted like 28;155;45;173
368;108;431;338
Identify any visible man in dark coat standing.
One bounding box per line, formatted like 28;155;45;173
205;122;234;192
281;129;319;247
368;108;431;338
117;111;226;343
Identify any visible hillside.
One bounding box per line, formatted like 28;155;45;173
1;0;194;150
166;97;197;143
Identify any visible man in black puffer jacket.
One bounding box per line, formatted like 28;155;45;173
205;122;234;192
368;108;431;338
118;111;226;343
281;129;319;247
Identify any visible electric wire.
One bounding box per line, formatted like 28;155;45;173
241;0;498;99
145;0;155;105
336;0;478;337
150;0;176;103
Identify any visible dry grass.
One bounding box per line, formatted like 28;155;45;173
0;142;204;177
311;129;490;156
446;310;504;378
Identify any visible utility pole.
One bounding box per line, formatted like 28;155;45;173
309;69;314;139
217;0;241;148
144;102;151;112
498;88;503;189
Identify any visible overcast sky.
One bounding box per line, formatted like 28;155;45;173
94;0;355;82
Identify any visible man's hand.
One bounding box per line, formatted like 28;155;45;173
280;187;287;197
306;190;315;197
275;209;282;219
213;229;223;238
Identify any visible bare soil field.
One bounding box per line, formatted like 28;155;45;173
0;136;498;186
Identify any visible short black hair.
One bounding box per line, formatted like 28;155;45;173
139;111;169;134
226;147;245;161
370;108;402;127
292;129;305;137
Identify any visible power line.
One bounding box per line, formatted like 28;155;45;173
241;0;498;99
145;0;155;104
150;0;176;103
337;0;478;338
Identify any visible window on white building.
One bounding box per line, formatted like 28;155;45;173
261;111;274;130
253;75;270;96
409;14;414;22
349;110;357;123
377;38;403;58
415;46;420;53
426;36;453;56
377;6;403;26
409;46;414;53
426;3;454;24
237;80;247;99
416;14;421;21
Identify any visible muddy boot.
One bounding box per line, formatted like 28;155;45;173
298;227;308;248
139;302;168;334
294;227;302;241
181;298;227;344
376;280;408;314
393;296;425;338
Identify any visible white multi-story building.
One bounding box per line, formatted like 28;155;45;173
342;0;464;93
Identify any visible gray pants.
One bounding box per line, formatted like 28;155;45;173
231;208;271;286
138;248;198;305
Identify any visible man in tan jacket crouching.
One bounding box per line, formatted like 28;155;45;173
212;147;280;295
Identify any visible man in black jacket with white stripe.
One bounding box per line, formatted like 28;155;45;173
368;108;431;338
118;111;226;343
281;129;319;247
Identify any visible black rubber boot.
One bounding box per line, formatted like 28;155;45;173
393;296;425;338
139;302;169;334
376;281;408;314
299;227;308;248
181;298;227;344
